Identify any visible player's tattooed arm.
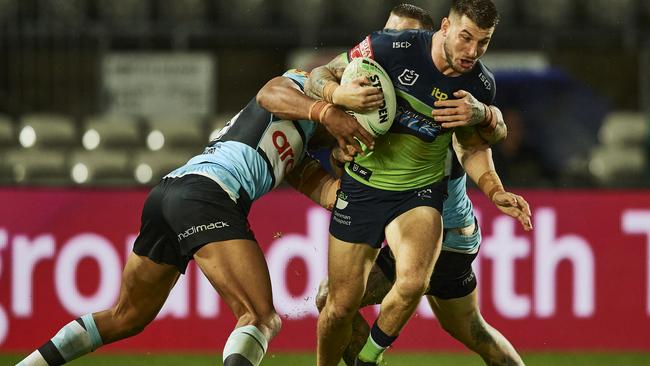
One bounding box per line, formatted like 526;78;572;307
453;127;532;231
432;90;507;145
477;105;507;145
305;53;384;112
305;53;348;101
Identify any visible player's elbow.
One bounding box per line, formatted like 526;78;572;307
255;78;277;110
256;76;292;113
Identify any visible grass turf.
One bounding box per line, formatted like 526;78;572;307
3;352;650;365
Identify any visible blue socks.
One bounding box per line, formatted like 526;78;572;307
18;313;103;366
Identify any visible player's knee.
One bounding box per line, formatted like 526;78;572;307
394;273;430;300
323;300;357;323
315;279;329;311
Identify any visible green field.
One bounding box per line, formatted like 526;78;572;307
4;352;650;366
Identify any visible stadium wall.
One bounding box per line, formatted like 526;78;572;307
0;188;649;352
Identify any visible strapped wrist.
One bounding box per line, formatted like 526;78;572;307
309;100;333;123
477;170;504;201
323;82;339;104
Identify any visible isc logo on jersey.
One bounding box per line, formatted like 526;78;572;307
341;57;397;137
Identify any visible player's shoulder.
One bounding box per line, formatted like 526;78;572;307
351;29;432;62
370;29;432;48
472;61;495;92
282;68;309;90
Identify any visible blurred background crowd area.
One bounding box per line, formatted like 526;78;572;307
0;0;649;188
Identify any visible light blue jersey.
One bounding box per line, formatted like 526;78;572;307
441;150;481;254
166;69;316;203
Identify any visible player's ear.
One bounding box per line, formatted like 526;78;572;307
441;17;450;36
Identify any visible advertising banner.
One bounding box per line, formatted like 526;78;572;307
1;188;649;352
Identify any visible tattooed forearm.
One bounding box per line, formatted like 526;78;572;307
304;53;349;100
470;102;486;126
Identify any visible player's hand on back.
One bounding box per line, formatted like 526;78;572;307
332;76;384;113
492;191;533;231
332;145;356;164
321;106;375;154
431;89;487;128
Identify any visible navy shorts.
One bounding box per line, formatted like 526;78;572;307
132;174;255;273
375;223;480;299
329;172;447;248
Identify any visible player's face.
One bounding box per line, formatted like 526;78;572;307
384;14;424;30
441;14;494;74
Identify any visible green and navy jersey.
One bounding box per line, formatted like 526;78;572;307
166;69;317;202
345;29;496;191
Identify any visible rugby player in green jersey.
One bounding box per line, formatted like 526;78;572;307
303;1;524;365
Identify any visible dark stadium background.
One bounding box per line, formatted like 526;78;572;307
1;1;649;365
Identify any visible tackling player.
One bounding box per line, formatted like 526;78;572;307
16;71;370;366
305;1;518;365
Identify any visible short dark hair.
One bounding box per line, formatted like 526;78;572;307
450;0;499;29
390;3;435;31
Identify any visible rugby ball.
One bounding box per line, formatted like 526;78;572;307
340;57;396;137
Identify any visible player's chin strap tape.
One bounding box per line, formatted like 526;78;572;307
477;170;504;202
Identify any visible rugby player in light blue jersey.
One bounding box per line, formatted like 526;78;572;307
17;70;373;366
302;3;530;365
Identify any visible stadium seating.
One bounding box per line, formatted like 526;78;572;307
131;149;194;185
589;145;646;186
18;113;77;149
145;115;205;150
68;149;132;185
81;115;142;150
590;111;649;186
598;112;648;147
0;114;14;148
2;148;69;185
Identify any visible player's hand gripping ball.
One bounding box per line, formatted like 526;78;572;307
340;57;396;137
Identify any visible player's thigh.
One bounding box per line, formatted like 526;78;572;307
385;205;443;277
326;234;378;306
193;239;274;317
